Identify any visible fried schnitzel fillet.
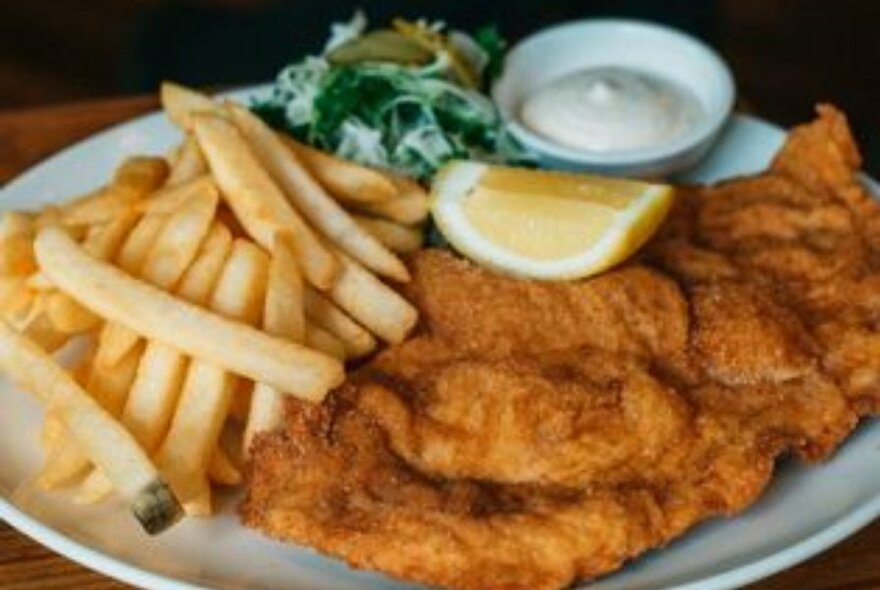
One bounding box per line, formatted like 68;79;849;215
242;106;876;590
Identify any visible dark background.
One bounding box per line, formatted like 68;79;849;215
1;0;879;166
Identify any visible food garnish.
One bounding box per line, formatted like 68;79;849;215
431;161;674;279
251;13;527;180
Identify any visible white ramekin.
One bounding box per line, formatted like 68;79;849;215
493;19;736;178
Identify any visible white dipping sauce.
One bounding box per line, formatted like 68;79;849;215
520;66;704;153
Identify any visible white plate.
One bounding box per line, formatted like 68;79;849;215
2;88;879;590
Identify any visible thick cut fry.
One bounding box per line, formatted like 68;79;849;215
35;227;343;398
304;322;346;360
88;339;144;417
75;469;114;504
353;214;424;254
229;382;252;423
45;292;101;334
165;135;207;187
328;251;418;344
62;189;134;227
242;235;305;452
156;240;268;512
0;212;35;239
280;135;397;203
264;235;306;343
208;240;269;325
174;222;234;302
353;176;430;224
112;156;170;198
0;277;27;311
193;113;337;289
208;447;241;486
37;442;89;490
0;212;36;276
116;215;166;274
102;190;219;367
227;104;408;282
62;157;168;227
137;176;214;216
0;277;31;316
304;287;376;358
141;185;219;290
0;235;36;276
124;344;189;451
39;332;142;488
17;303;69;353
42;211;143;335
122;222;233;453
0;320;181;533
161;82;223;132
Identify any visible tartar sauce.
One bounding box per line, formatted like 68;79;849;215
520;66;703;153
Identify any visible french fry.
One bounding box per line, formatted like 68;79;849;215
112;156;170;198
38;211;143;335
353;176;430;225
16;299;69;353
122;223;233;453
138;176;215;216
264;234;306;343
0;211;35;239
0;320;182;533
156;240;268;513
123;344;189;451
208;447;241;486
88;338;144;418
305;322;346;360
166;142;183;168
160;81;224;132
0;211;37;277
0;276;28;312
173;222;235;303
141;185;219;290
82;225;235;503
35;227;344;398
62;189;135;227
353;214;424;254
45;291;101;334
304;287;376;358
100;187;219;367
165;134;207;187
227;103;409;282
0;235;36;276
62;157;168;226
116;214;166;274
243;234;305;452
193;113;338;289
280;134;397;203
37;334;142;490
75;468;114;505
228;382;252;423
327;250;418;344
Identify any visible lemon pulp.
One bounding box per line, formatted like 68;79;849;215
431;161;675;280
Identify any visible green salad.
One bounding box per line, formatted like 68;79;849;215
252;13;528;180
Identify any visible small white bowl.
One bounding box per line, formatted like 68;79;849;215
493;19;735;177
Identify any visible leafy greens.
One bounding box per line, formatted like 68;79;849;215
251;15;528;180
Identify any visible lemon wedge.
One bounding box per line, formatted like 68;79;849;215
430;161;675;280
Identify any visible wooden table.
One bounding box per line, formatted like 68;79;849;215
0;96;879;590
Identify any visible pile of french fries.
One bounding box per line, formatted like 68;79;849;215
0;82;425;534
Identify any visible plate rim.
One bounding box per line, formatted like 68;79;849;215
1;91;879;590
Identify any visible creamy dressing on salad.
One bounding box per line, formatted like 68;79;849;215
520;66;704;153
